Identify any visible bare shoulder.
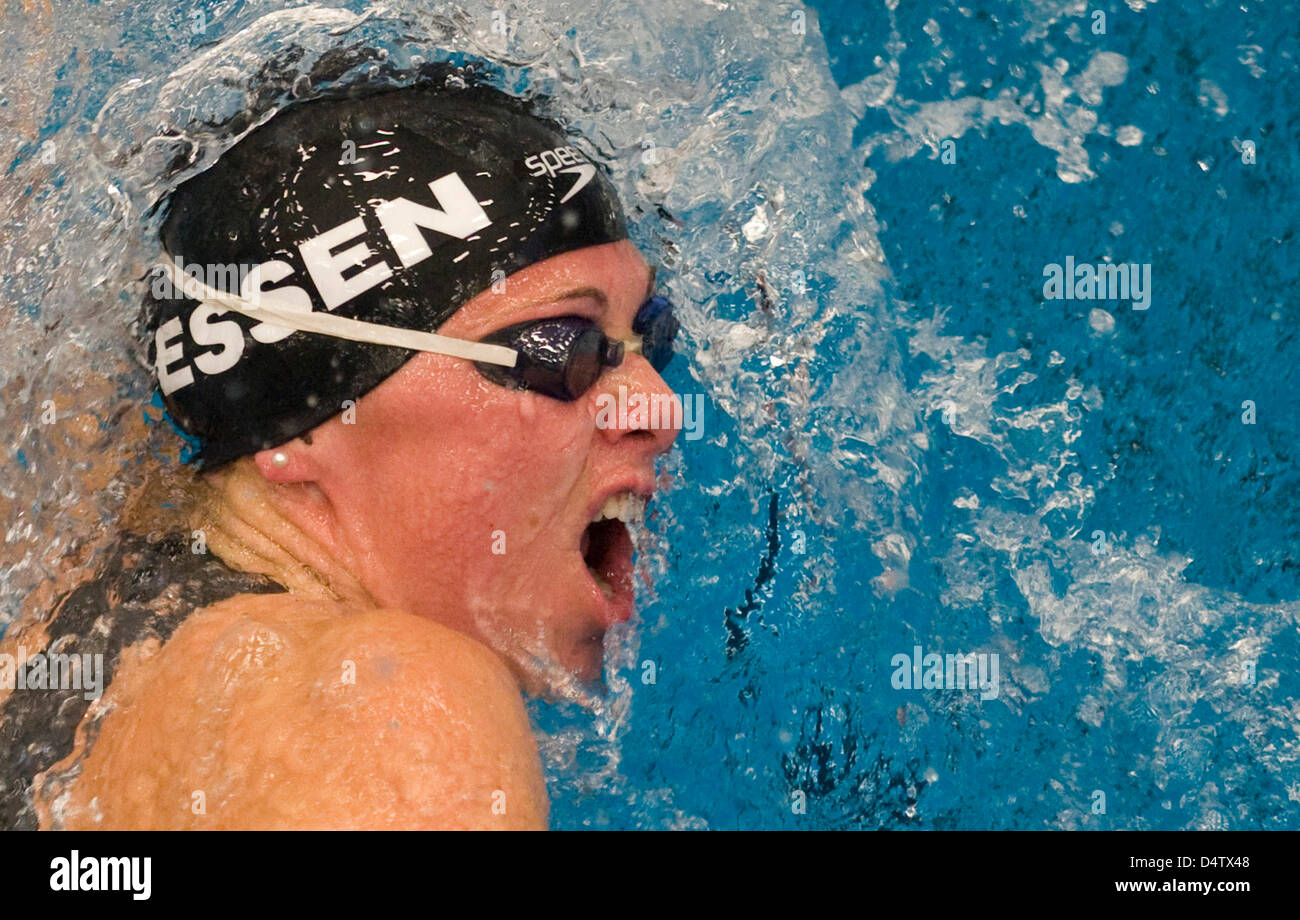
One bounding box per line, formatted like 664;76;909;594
46;593;547;830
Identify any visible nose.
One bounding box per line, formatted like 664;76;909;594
588;352;682;456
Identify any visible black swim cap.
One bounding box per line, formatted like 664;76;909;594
145;79;627;468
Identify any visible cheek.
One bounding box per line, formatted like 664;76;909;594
468;399;593;559
331;370;591;573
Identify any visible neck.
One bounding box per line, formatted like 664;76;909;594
193;458;376;608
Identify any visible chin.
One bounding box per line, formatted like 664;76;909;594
568;632;607;683
533;627;604;686
489;626;608;698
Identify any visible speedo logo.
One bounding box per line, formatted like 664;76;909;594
153;170;493;396
524;145;596;203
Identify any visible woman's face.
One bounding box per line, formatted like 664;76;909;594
282;240;679;689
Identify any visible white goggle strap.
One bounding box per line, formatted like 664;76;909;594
157;260;519;368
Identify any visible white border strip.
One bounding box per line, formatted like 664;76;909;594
157;260;518;368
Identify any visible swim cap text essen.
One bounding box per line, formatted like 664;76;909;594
145;84;627;468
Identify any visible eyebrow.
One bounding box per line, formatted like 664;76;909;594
536;265;659;311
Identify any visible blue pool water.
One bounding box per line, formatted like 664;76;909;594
2;0;1296;830
536;0;1300;829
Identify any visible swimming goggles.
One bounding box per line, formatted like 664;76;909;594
157;260;677;402
473;295;678;400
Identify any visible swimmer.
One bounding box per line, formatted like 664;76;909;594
0;67;681;830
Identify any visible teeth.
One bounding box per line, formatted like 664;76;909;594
592;491;646;524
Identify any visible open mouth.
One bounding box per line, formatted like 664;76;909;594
579;492;643;625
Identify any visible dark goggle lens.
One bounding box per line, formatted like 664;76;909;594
632;295;678;372
476;318;624;401
560;326;619;400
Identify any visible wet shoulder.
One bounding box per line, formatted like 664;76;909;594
0;531;284;831
41;592;547;830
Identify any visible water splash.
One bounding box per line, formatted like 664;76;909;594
3;0;1295;830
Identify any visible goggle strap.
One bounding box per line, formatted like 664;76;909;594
157;260;519;368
